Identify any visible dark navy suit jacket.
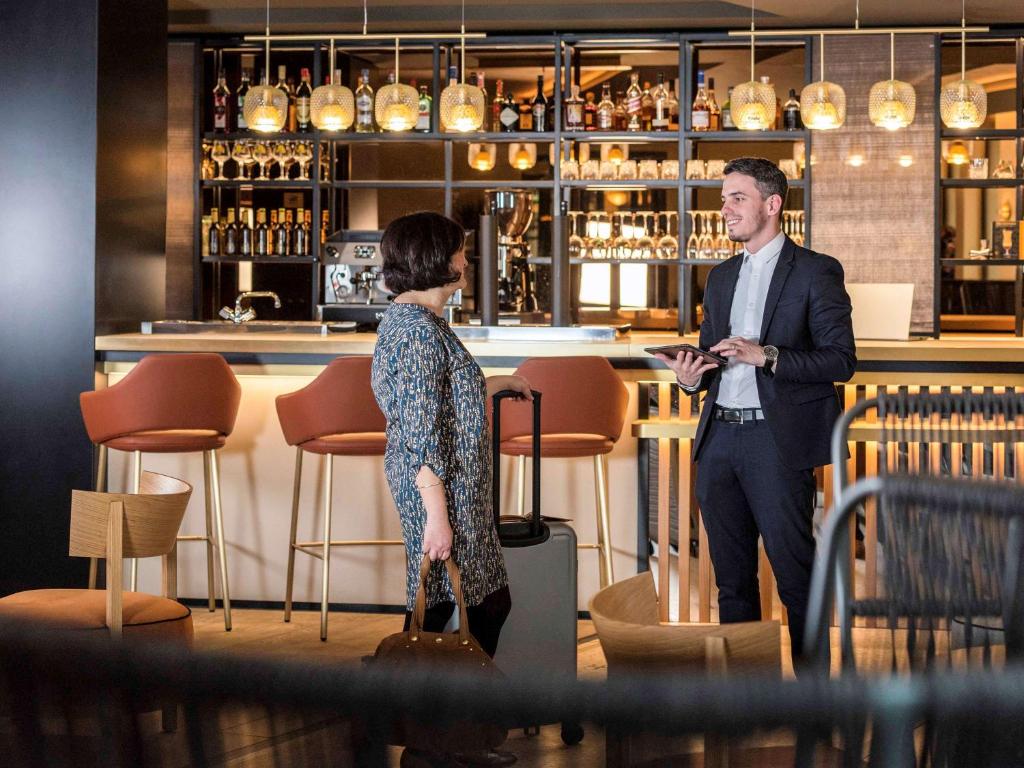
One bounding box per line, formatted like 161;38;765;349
689;235;857;470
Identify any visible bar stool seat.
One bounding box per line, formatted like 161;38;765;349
500;433;614;457
300;432;387;456
104;429;226;453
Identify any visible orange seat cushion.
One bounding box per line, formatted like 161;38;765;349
301;432;387;456
104;429;226;453
0;589;193;645
500;434;614;458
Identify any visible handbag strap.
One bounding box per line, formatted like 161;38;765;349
411;554;472;645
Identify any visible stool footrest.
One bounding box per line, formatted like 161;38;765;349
577;543;603;550
294;539;404;552
176;534;211;543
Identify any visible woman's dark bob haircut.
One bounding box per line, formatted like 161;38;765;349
381;211;466;295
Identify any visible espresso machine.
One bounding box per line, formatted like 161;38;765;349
485;189;537;313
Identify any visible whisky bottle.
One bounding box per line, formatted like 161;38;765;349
274;208;289;256
208;208;223;257
284;209;295;255
321;209;330;245
564;83;584;131
239;208;253;258
651;73;670;131
668;79;680;131
417;84;432;132
783;88;802;131
302;209;313;256
691;70;710;132
224;208;239;256
518;97;533;132
500;88;519;132
707;77;721;131
491;80;504;132
296;68;313;132
268;209;279;256
255;208;269;257
613;90;628;131
236;69;250;132
596;84;614;131
212;69;231;133
355;69;374;133
286;75;298;132
276;65;288;94
293;207;307;257
531;75;547;132
625;73;642;131
640;80;654;131
722;87;736;130
475;72;488;111
583;91;596;131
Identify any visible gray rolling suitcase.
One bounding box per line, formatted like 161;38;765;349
490;390;584;746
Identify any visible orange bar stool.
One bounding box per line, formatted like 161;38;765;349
498;356;629;589
275;356;395;641
80;353;241;631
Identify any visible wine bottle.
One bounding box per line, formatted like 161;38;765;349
651;73;669;131
691;70;710;132
208;209;222;256
224;208;238;256
293;207;307;257
239;208;253;258
212;69;231;133
355;69;374;133
707;77;721;131
531;75;547;132
783;88;802;131
236;69;250;132
296;68;312;132
255;208;269;257
274;208;289;256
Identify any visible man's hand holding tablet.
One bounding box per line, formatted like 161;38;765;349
644;343;724;389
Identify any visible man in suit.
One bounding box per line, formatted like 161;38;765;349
658;157;855;662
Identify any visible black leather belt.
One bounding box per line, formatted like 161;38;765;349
714;406;764;423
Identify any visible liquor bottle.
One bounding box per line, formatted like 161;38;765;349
296;68;313;132
707;77;721;131
651;73;670;131
625;73;642;131
783;88;802;131
761;75;780;129
285;209;296;255
276;65;289;104
223;208;238;256
613;90;628;131
417;85;432;132
267;209;278;256
668;79;680;131
239;208;253;257
491;79;504;132
531;75;547;132
583;91;597;131
722;87;736;130
564;83;584;131
475;72;488;111
285;75;298;132
596;84;614;131
236;69;250;131
255;208;269;257
691;70;710;132
355;69;374;133
302;209;314;256
518;98;533;132
321;209;330;245
293;207;307;257
208;208;222;257
640;80;654;131
500;88;519;132
212;69;231;133
275;208;290;256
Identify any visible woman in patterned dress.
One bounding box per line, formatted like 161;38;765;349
371;212;532;662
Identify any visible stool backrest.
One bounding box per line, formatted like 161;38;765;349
276;356;386;446
80;353;241;444
498;357;628;442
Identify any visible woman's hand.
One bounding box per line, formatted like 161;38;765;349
422;509;453;561
486;374;534;400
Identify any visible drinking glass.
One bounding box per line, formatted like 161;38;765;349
685;159;706;180
562;159;580;180
698;212;716;259
660;160;679;180
586;211;610;259
657;212;678;259
714;213;732;259
272;140;292;179
250;141;271;180
618;160;637;180
230;140;252;180
638;160;659;180
685;211;700;259
581;159;600;180
210;140;230;180
568;211;585;258
293;140;314;180
633;212;656;259
320;141;331;181
599;160;617;180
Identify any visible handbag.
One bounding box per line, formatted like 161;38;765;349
371;555;507;753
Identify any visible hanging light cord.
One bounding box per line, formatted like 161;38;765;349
394;37;400;80
960;0;966;79
460;0;467;84
362;0;368;37
820;33;825;81
329;39;335;85
855;0;860;30
749;0;755;81
264;0;271;84
890;32;895;81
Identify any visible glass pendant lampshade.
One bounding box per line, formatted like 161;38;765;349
508;143;537;170
375;40;418;132
869;35;916;130
311;41;354;131
940;0;986;129
243;0;287;133
945;140;970;165
801;35;846;130
468;143;496;171
731;0;775;131
440;0;484;132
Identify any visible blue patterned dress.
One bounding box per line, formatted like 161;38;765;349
371;302;508;610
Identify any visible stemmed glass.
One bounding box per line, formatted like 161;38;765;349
587;212;609;259
293;140;313;180
657;212;679;260
686;211;700;259
251;142;271;180
568;212;585;258
714;213;733;259
210;140;230;180
230;140;252;181
319;142;331;182
633;212;656;259
611;212;633;260
698;212;716;260
272;140;292;180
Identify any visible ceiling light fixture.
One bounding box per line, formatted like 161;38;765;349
376;37;419;132
869;33;916;130
468;143;496;171
509;143;537;170
940;0;987;129
801;34;846;130
730;0;776;131
311;39;355;132
242;0;288;133
439;0;485;132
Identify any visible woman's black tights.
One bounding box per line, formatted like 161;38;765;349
402;585;511;658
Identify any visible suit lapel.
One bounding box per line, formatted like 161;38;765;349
758;236;795;343
716;255;743;336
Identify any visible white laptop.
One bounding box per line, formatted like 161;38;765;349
847;283;915;341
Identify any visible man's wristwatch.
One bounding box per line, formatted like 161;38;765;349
762;345;779;376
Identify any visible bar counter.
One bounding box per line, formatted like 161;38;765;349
93;330;1024;613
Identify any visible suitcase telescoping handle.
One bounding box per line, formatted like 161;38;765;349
491;390;549;547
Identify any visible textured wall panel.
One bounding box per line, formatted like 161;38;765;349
810;34;935;333
166;41;197;319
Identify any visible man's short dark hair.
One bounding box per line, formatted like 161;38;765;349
723;157;788;206
381;211;466;295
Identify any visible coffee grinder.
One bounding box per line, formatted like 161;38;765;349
484;189;537;313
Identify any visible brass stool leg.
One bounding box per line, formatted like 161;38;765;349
594;454;614;588
89;444;108;589
209;449;232;631
516;455;527;517
320;454;334;641
129;450;142;591
284;447;303;622
203;451;215;612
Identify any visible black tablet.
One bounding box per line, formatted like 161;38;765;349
644;343;727;366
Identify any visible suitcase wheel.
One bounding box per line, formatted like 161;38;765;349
560;722;584;745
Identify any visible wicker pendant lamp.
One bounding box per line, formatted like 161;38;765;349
243;0;288;133
440;0;485;132
869;34;916;130
801;34;846;130
940;0;986;129
311;39;355;132
730;0;776;131
376;38;419;132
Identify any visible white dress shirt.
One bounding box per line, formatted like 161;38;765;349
710;231;785;408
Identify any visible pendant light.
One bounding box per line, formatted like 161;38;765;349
311;39;355;132
730;0;776;131
940;0;986;129
468;143;496;171
376;38;419;131
800;34;846;130
243;0;288;133
508;143;537;170
439;0;485;132
869;33;916;130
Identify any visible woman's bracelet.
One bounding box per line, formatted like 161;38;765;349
415;480;444;490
